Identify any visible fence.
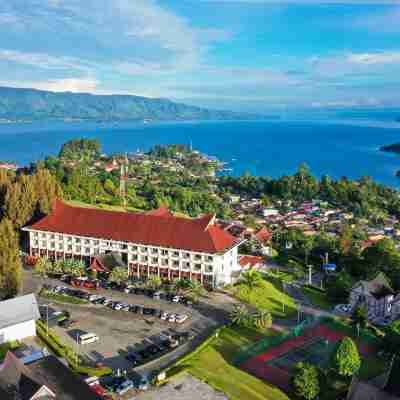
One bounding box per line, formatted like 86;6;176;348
233;315;319;367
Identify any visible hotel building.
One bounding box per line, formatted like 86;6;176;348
23;200;243;288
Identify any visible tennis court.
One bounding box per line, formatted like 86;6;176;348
268;336;336;373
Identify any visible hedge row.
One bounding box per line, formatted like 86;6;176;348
36;320;112;377
304;284;326;294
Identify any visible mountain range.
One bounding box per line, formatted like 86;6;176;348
0;86;264;122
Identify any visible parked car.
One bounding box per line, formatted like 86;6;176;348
168;313;177;323
172;295;182;303
334;304;351;314
122;304;131;312
153;291;162;299
160;312;169;321
133;376;149;391
126;352;140;365
175;314;188;324
58;318;76;328
143;307;154;316
113;303;123;311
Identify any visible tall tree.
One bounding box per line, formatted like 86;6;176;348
0;219;22;297
331;337;361;377
292;362;320;400
238;270;263;291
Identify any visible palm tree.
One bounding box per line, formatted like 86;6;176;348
147;275;162;290
230;304;250;327
238;270;263;291
253;310;272;330
173;278;192;294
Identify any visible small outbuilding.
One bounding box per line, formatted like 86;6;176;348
0;294;40;344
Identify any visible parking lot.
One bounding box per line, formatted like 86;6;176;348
36;280;219;375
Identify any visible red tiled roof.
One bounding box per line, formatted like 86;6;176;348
239;255;265;269
29;200;238;254
145;206;174;217
254;227;272;242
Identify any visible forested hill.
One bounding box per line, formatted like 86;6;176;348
0;86;263;122
380;143;400;155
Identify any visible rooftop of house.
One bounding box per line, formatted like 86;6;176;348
353;272;395;300
0;351;102;400
27;200;239;254
0;294;40;330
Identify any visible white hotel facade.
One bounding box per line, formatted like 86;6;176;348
23;200;243;288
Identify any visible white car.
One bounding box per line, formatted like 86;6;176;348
175;314;188;324
172;296;182;303
113;303;123;311
122;304;130;311
160;312;169;321
334;304;351;314
168;313;177;323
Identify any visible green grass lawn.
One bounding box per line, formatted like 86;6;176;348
181;326;289;400
233;278;296;318
65;199;144;213
303;285;333;311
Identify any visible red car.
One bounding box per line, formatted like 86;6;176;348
88;383;113;400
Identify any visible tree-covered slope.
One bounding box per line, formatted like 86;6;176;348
0;86;261;122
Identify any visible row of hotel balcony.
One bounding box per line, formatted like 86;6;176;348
31;235;214;262
33;247;215;273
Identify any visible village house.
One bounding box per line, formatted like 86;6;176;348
349;273;395;320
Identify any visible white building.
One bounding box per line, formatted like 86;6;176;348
23;200;243;288
0;294;40;344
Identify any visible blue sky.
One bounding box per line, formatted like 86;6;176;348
0;0;400;112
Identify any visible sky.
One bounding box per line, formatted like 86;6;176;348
0;0;400;112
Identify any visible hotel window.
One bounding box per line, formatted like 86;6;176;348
161;258;168;266
41;241;47;247
50;242;55;249
41;233;46;238
206;266;213;273
67;245;72;251
152;257;158;264
75;238;81;244
183;262;190;269
161;250;168;256
58;235;63;240
183;252;190;259
50;234;55;239
151;248;158;254
194;264;202;271
93;240;99;246
75;246;81;252
140;247;148;253
58;243;63;250
140;255;148;262
120;243;128;250
172;251;179;257
194;254;202;260
67;237;72;243
131;254;138;260
131;245;138;251
33;232;39;238
85;247;91;254
84;239;90;245
33;240;38;246
207;256;213;262
173;260;179;267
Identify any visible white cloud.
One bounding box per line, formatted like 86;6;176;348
346;52;400;65
0;78;99;93
0;49;91;72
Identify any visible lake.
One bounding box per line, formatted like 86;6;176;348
1;119;400;187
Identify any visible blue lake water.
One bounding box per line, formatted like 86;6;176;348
1;119;400;187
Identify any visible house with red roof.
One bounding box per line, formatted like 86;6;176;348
23;200;243;288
